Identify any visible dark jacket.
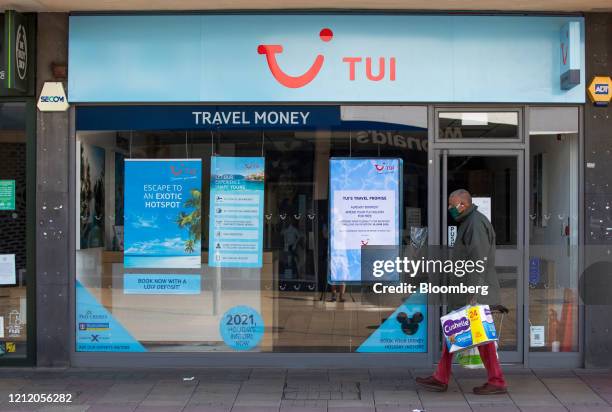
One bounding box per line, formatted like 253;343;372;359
448;204;501;310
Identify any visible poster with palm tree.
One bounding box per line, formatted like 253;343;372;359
124;159;202;269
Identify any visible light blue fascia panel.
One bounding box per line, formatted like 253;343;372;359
69;15;202;102
69;14;585;103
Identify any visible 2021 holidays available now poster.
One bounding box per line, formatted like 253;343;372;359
124;159;202;269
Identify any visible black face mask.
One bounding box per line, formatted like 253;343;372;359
396;311;424;335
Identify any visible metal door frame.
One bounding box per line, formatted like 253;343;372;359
430;105;527;364
429;105;585;368
431;148;525;364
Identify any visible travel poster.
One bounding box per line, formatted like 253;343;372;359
208;157;265;268
124;159;202;269
329;158;401;282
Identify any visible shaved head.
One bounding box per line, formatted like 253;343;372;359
449;189;472;207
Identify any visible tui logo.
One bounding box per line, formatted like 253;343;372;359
258;27;397;88
257;28;333;88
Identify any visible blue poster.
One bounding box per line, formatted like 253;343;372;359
219;305;265;351
329;158;402;282
357;293;427;353
208;157;265;268
124;159;202;269
76;281;146;352
123;274;201;294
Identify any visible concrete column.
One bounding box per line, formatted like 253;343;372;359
36;13;70;367
584;13;612;368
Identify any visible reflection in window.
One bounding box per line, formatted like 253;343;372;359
528;133;579;352
447;156;518;247
438;112;519;139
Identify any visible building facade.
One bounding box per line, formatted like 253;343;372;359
0;8;611;368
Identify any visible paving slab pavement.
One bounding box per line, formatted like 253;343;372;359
0;368;609;411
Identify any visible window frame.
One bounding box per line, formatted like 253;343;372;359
435;107;524;144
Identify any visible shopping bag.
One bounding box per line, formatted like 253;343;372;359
456;346;484;369
456;342;501;369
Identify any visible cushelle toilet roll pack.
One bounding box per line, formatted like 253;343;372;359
441;305;498;353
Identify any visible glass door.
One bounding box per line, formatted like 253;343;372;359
437;149;524;363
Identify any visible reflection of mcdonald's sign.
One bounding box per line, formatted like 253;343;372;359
440;127;463;139
355;131;428;151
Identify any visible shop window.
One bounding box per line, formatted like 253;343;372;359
438;111;519;140
446;155;518;247
528;131;579;353
0;103;29;359
75;113;430;353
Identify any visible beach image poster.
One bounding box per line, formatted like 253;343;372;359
208;156;265;268
329;158;402;283
124;159;202;269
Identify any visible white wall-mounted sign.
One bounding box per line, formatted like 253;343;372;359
0;254;16;285
37;82;69;112
473;197;492;222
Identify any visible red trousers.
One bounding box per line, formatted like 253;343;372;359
433;342;506;388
